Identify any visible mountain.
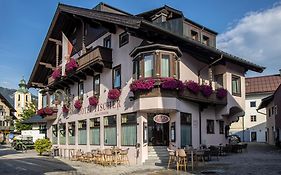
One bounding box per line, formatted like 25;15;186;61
0;87;37;107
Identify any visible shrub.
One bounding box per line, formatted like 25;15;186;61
51;68;61;80
108;89;121;100
216;88;227;99
160;78;184;91
34;138;52;156
200;84;213;97
130;78;155;92
185;80;200;94
89;96;99;106
66;58;78;73
74;100;82;110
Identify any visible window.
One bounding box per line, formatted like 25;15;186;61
202;35;210;45
181;113;192;147
18;94;20;101
113;65;121;89
68;122;75;145
90;118;100;145
207;120;215;134
133;60;140;79
232;75;241;96
42;94;48;108
219;121;224;134
59;123;66;145
78;81;84;99
26;95;28;102
191;30;198;40
78;120;87;145
161;54;170;77
104;115;117;146
52;125;58;144
269;108;271;117
214;74;224;88
119;32;129;47
39;125;46;134
93;75;100;96
103;35;111;48
144;54;154;77
250;101;256;107
251;115;257;122
121;113;137;146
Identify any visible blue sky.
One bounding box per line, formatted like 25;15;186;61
0;0;280;94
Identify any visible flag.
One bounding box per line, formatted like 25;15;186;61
62;32;73;76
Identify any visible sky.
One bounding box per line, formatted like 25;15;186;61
0;0;280;95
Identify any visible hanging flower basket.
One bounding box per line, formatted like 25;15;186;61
62;105;69;113
74;100;82;110
108;89;121;100
216;88;227;99
185;80;200;94
66;58;78;73
51;68;61;80
160;78;184;91
37;108;44;115
89;96;99;106
130;78;155;92
200;84;213;97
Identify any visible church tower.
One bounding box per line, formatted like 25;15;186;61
14;78;31;119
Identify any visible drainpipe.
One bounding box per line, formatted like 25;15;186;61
199;105;202;145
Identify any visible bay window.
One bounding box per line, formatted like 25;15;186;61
121;113;137;146
90;118;100;145
78;120;87;145
104;115;117;146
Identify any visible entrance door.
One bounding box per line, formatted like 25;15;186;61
148;114;169;146
251;131;257;142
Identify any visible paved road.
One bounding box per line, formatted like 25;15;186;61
0;145;77;175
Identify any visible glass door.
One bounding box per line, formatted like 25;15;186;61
147;114;169;146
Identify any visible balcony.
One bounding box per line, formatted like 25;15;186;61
48;46;112;88
0;126;15;131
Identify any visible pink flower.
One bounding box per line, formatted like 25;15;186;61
160;78;184;91
200;84;213;97
185;80;200;94
216;88;227;99
108;89;121;100
130;78;155;92
89;96;99;106
37;107;53;115
51;68;61;80
66;58;78;73
37;108;44;115
74;100;82;110
62;105;69;113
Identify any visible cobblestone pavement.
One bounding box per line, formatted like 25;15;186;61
1;143;281;175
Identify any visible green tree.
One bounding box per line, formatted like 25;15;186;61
15;102;36;132
34;138;52;155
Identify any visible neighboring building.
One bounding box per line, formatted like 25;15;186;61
230;74;281;142
258;83;281;146
28;3;264;164
14;78;32;119
0;93;16;143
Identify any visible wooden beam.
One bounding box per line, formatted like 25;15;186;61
31;82;45;88
39;62;56;70
49;38;62;45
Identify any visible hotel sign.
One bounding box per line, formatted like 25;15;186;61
153;114;170;124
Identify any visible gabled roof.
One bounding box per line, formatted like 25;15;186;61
246;74;281;95
0;93;16;112
28;3;265;88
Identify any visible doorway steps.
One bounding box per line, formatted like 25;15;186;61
144;146;169;166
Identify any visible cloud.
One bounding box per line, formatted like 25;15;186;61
217;3;281;76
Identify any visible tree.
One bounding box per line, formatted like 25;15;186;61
15;102;36;132
34;138;52;155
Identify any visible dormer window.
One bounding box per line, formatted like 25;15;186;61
191;30;199;41
202;35;210;46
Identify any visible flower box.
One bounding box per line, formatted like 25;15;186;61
74;100;82;110
89;96;99;106
108;89;121;100
66;58;78;73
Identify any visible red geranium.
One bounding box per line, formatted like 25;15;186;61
108;89;121;100
216;88;227;99
200;84;213;97
51;68;61;80
37;108;44;115
66;58;78;73
130;78;155;92
185;80;200;94
89;96;99;106
74;100;82;110
37;107;53;116
62;105;69;113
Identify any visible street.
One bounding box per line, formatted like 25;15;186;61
1;143;281;175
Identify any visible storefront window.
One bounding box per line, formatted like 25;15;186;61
90;118;100;145
121;113;137;146
59;123;66;145
52;125;58;144
68;122;75;145
181;113;192;147
78;120;87;145
104;115;117;146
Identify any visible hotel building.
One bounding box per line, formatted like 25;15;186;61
28;3;264;164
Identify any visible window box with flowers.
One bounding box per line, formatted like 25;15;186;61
37;107;54;116
216;88;227;99
108;89;121;100
66;58;78;74
51;67;62;80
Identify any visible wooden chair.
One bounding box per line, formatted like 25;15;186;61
167;148;176;169
177;149;187;171
104;149;114;166
119;148;130;165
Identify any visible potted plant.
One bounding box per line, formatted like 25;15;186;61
88;96;99;106
108;89;121;100
74;99;82;110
